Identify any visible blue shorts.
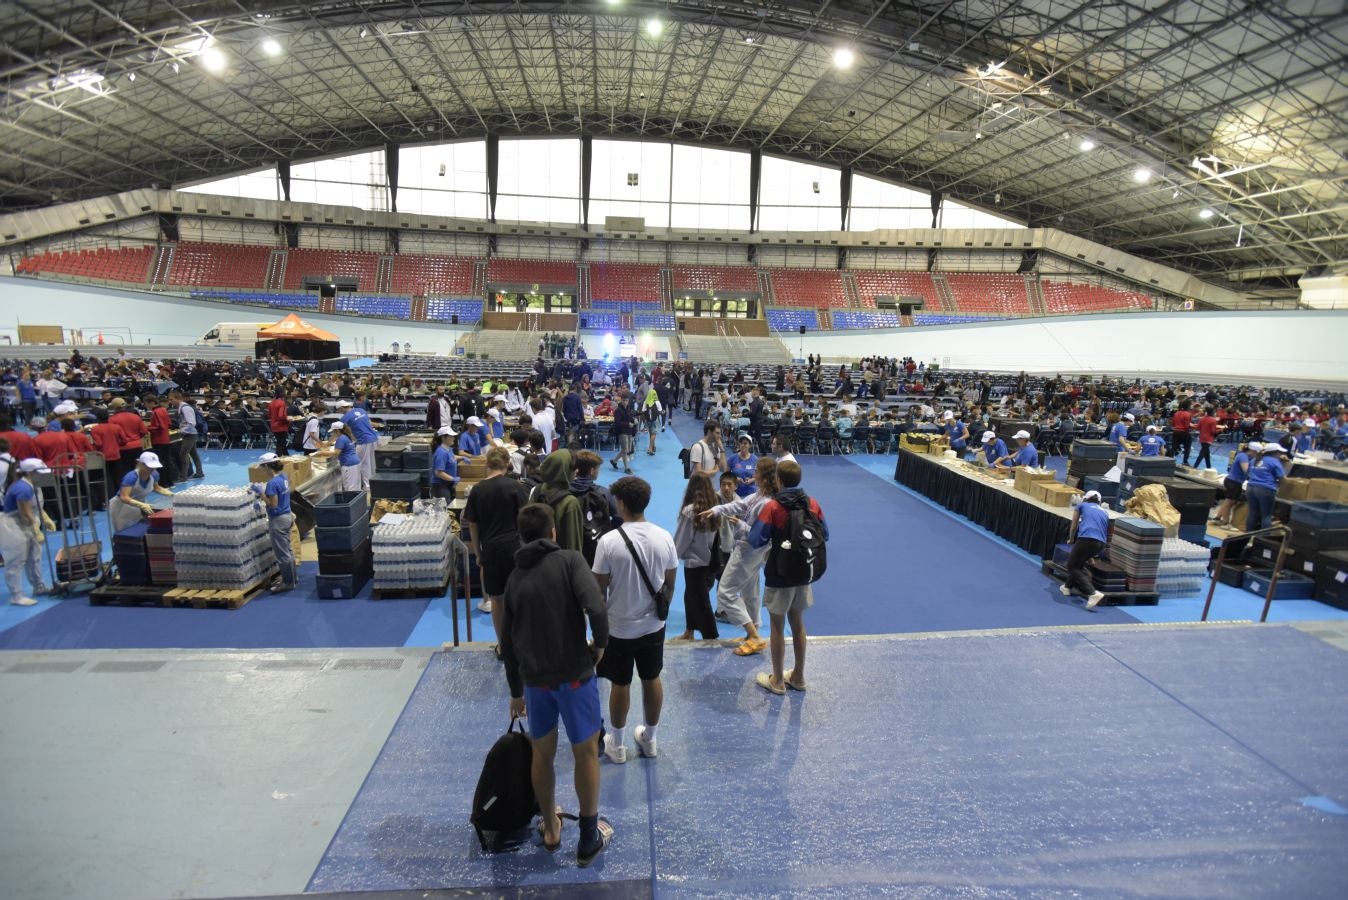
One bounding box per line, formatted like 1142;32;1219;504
524;676;601;744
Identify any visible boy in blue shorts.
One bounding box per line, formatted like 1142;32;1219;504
501;503;613;867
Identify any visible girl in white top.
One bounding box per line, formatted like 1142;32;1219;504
301;400;326;454
700;456;780;656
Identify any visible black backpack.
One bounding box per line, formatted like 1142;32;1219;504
579;488;613;565
678;447;692;479
470;719;538;853
771;493;828;586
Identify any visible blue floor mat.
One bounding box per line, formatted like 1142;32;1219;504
307;626;1348;897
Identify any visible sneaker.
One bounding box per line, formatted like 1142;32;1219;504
1058;584;1071;597
602;734;627;764
9;596;36;607
609;458;618;470
634;725;657;759
1085;591;1105;610
477;598;493;613
623;468;633;475
268;580;293;594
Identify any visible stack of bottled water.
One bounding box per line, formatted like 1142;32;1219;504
173;485;278;590
372;510;454;592
1153;537;1211;597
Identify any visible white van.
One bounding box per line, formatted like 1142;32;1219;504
195;322;275;346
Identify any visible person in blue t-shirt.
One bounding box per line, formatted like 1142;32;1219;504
942;410;970;454
1244;444;1286;530
1062;490;1110;609
432;425;460;502
458;416;487;459
980;430;1008;467
0;457;53;605
338;401;380;490
253;453;296;593
1108;413;1134;452
1138;424;1166;457
726;433;759;497
995;430;1038;469
318;422;363;492
109;451;173;533
1214;441;1256;528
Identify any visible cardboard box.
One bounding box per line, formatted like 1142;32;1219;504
1041;484;1084;508
1277;477;1312;501
1029;481;1056;503
1307;479;1348;505
1014;468;1058;494
248;455;313;487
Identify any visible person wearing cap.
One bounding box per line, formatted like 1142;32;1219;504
994;430;1039;469
1213;442;1257;528
108;396;150;483
1062;490;1109;610
1244;443;1286;530
0;458;54;605
47;401;78;432
252;453;297;594
108;451;172;533
1295;418;1316;455
459;416;487;459
338;400;380;490
32;416;68;468
432;425;460;502
1108;413;1134;453
317;422;362;492
980;430;1008;467
1138;424;1166;457
1194;406;1225;469
942;410;970;456
486;405;506;442
727;432;759;498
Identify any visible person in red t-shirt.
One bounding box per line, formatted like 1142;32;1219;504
32;417;68;468
89;409;125;502
1170;400;1194;465
108;397;150;484
147;395;178;488
1194;406;1225;470
0;414;37;462
267;388;293;457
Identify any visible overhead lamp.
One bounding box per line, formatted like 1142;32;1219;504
743;35;754;44
200;46;226;72
1172;189;1180;199
1132;167;1152;184
1198;208;1215;219
170;61;180;74
66;70;105;92
832;47;855;69
359;27;368;38
603;0;621;5
127;71;136;82
645;18;663;37
1078;138;1095;152
261;38;283;57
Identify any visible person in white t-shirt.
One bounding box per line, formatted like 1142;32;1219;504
591;476;678;764
531;396;556;455
689;421;726;476
771;432;797;465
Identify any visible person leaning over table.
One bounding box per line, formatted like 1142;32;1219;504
1108;412;1134;453
1138;424;1166;457
317;421;363;492
942;409;970;456
980;430;1008;467
458;415;488;459
994;430;1039;470
1244;443;1286;531
108;451;173;533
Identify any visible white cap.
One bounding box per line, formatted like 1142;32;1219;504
1303;418;1317;428
258;452;280;463
437;424;458;437
1264;444;1287;454
466;416;485;427
488;408;502;420
982;431;997;443
494;394;507;402
942;410;954;420
1122;413;1135;422
137;451;163;469
328;421;345;432
335;400;352;408
53;401;77;415
1083;490;1102;503
1246;441;1262;453
18;457;48;473
1146;424;1158;433
1013;429;1031;440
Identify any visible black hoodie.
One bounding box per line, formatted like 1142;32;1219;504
500;538;609;699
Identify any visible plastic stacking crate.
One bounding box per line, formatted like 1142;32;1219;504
371;473;422;501
313;491;369;528
315;518;372;553
1070;439;1117;460
318;538;372;576
316;569;371;600
376;446;406;472
1243;569;1314;600
1122;455;1176;477
1290;501;1348;530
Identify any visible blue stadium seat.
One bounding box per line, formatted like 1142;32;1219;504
633;313;676;331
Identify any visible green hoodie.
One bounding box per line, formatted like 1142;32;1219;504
535;449;582;552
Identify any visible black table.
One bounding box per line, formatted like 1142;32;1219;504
894;448;1072;559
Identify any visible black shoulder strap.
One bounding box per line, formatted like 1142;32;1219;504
616;525;660;601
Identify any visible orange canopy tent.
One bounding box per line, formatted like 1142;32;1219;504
257;313;339;342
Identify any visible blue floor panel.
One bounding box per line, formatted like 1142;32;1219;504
306;626;1348;897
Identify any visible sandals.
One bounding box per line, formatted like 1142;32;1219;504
493;644;503;662
785;669;807;692
576;817;613;868
734;638;767;656
755;672;785;695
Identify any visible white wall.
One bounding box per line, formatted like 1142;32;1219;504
0;278;469;354
797;310;1348;381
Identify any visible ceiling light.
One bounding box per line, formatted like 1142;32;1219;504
644;18;663;37
200;46;226;72
744;35;754;44
833;47;855;69
127;71;136;82
170;61;180;74
359;27;368;38
261;38;282;57
603;0;621;5
1132;167;1152;184
1078;138;1095;152
1199;208;1215;219
1172;189;1180;199
66;70;105;89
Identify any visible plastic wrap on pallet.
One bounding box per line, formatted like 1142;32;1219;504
371;509;454;591
171;485;278;590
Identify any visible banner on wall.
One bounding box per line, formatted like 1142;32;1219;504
455;346;465;356
678;351;688;361
655;351;669;360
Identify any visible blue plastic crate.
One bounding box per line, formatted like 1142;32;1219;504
1243;569;1315;600
1290;501;1348;529
313;491;370;528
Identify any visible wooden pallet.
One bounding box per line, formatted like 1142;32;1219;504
89;583;170;607
1040;560;1160;607
162;581;268;610
371;574;452;600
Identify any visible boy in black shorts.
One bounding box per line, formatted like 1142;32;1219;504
591;476;679;763
463;447;531;653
